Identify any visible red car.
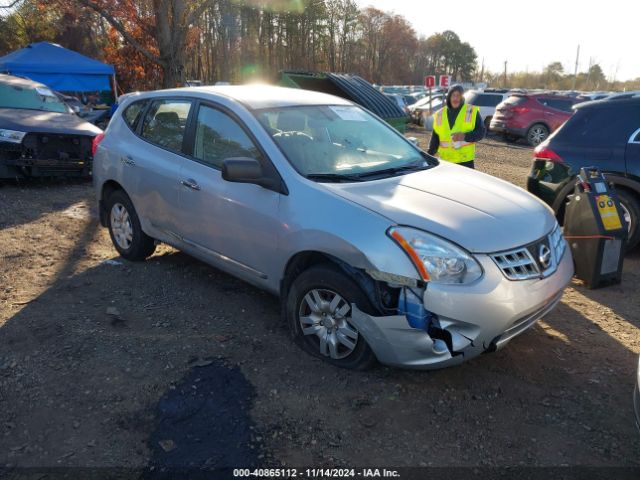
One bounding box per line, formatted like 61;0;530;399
490;93;581;146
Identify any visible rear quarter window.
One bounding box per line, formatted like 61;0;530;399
122;100;147;131
504;95;527;106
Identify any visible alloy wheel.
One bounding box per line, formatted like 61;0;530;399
528;126;547;146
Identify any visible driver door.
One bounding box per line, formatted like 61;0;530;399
176;102;283;285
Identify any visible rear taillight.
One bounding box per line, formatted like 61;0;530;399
511;106;530;114
92;133;105;156
534;145;563;162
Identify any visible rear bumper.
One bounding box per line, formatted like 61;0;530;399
352;248;574;369
489;120;526;138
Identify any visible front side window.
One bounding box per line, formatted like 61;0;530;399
193;105;261;168
254;105;431;180
141;99;192;153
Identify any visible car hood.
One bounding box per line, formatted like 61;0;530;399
323;162;557;253
0;108;102;136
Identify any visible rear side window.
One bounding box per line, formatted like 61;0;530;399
473;94;503;107
539;98;574;112
141;99;192;153
122;100;147;130
555;106;639;145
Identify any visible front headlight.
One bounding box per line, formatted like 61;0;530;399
388;226;483;284
0;129;26;144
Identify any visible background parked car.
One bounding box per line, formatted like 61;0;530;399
408;94;445;128
464;89;510;130
527;96;640;249
490;93;582;146
0;74;102;179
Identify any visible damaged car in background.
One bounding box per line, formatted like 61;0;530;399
94;85;574;370
0;74;102;179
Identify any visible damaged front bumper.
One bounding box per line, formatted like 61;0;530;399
351;249;574;369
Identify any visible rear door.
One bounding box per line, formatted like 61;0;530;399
129;97;193;236
177;101;282;284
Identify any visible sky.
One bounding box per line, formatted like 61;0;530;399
354;0;638;82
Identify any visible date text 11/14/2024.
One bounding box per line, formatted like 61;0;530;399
233;468;401;478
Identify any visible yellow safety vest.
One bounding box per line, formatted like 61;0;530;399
432;104;480;163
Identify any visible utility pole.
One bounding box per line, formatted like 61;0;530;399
479;57;484;83
585;56;593;90
503;60;507;88
572;44;580;91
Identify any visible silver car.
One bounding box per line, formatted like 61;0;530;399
94;85;574;370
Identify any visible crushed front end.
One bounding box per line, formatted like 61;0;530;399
0;133;93;179
352;228;574;369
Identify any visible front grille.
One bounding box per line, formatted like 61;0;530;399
491;224;567;281
491;248;539;280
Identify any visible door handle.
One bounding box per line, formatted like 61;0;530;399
180;179;201;191
121;155;135;166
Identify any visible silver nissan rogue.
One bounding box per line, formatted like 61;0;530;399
93;85;573;370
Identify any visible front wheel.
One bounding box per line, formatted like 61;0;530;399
106;189;156;260
526;123;549;147
285;264;377;370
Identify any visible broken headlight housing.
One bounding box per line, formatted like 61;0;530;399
388;226;483;284
0;129;27;144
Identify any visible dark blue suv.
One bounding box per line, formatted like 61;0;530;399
527;96;640;249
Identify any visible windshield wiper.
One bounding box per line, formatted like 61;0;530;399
355;161;431;179
306;173;364;183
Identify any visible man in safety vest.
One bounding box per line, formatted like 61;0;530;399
427;84;485;169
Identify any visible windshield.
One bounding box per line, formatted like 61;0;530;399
255;105;431;180
0;83;69;113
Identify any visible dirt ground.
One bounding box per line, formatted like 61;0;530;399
0;130;639;474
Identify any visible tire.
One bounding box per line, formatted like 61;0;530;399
526;123;549;147
616;189;640;250
285;264;377;370
106;189;156;261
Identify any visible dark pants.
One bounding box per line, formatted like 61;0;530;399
459;160;475;169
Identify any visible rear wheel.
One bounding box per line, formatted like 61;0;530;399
526;123;549;147
285;264;377;370
617;190;640;250
106;189;156;260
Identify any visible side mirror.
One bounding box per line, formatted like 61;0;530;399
222;157;282;192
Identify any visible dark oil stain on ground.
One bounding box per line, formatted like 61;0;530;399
144;360;263;479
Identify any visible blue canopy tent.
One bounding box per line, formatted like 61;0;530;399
0;42;115;94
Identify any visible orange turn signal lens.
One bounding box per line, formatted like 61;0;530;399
390;230;430;281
